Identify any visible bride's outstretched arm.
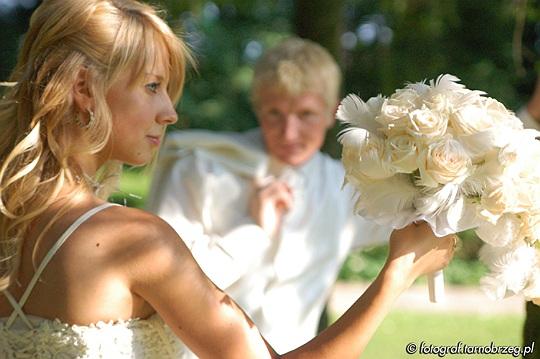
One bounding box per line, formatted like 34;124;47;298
283;223;453;359
130;211;454;359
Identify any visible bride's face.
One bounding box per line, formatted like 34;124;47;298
106;58;178;166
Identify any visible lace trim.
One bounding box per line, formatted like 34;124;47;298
0;314;187;358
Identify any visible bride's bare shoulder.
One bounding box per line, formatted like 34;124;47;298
86;204;186;253
51;203;190;273
87;204;201;292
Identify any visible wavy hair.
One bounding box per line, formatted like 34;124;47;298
0;0;191;290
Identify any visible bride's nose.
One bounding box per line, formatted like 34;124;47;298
157;97;178;125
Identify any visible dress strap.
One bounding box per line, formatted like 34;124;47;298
3;291;33;329
3;202;119;329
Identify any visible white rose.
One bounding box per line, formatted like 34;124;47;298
458;130;509;163
509;183;538;213
499;131;540;179
388;87;423;108
450;105;493;136
406;106;448;141
479;179;531;223
476;214;522;247
377;101;410;138
485;98;523;129
458;115;537;163
423;75;472;112
417;137;472;188
340;128;395;182
425;93;454;114
479;188;505;224
479;162;537;223
386;134;418;173
379;102;407;121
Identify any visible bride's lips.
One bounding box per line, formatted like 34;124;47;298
146;135;161;146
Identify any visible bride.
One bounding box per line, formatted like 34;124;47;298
0;0;456;357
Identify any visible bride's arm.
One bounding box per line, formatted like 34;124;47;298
283;223;453;358
130;213;453;359
128;211;278;358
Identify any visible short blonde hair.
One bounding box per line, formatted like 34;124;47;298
251;37;341;110
0;0;191;290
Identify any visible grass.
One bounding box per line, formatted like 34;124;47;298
331;310;526;359
109;167;151;208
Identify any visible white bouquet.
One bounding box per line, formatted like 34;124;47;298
338;74;540;304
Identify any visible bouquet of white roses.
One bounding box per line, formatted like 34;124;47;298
338;74;540;304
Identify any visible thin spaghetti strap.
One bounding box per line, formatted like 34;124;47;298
4;202;120;329
3;291;33;329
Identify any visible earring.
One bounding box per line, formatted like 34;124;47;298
74;109;95;129
87;109;95;128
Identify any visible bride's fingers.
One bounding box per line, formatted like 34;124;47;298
440;234;459;252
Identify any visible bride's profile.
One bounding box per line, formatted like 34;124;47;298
0;0;456;357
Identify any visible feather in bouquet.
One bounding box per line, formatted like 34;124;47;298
337;74;540;304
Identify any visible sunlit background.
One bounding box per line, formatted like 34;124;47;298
1;1;539;357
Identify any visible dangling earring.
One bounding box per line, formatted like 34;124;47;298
74;109;95;129
87;109;95;128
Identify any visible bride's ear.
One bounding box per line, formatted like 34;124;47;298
72;67;94;112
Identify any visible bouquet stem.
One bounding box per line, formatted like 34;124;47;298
428;270;445;303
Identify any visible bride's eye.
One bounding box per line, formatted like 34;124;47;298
145;82;161;93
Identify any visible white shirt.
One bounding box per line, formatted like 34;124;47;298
147;128;391;354
517;106;540;131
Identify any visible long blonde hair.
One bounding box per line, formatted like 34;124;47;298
0;0;191;291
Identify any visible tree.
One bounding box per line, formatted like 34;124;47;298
293;0;345;61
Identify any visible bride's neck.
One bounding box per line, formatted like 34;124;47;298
54;182;96;209
53;156;105;207
73;152;107;177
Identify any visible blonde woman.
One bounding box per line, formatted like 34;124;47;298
0;0;456;357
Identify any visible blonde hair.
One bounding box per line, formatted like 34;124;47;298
0;0;191;290
251;37;342;110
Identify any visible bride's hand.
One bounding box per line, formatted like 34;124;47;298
383;222;456;290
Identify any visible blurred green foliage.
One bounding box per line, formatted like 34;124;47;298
151;0;294;132
153;0;540;144
2;0;540;138
361;310;524;359
339;230;488;285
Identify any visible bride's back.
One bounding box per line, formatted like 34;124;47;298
0;197;156;324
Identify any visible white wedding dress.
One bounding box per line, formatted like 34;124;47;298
0;203;190;358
